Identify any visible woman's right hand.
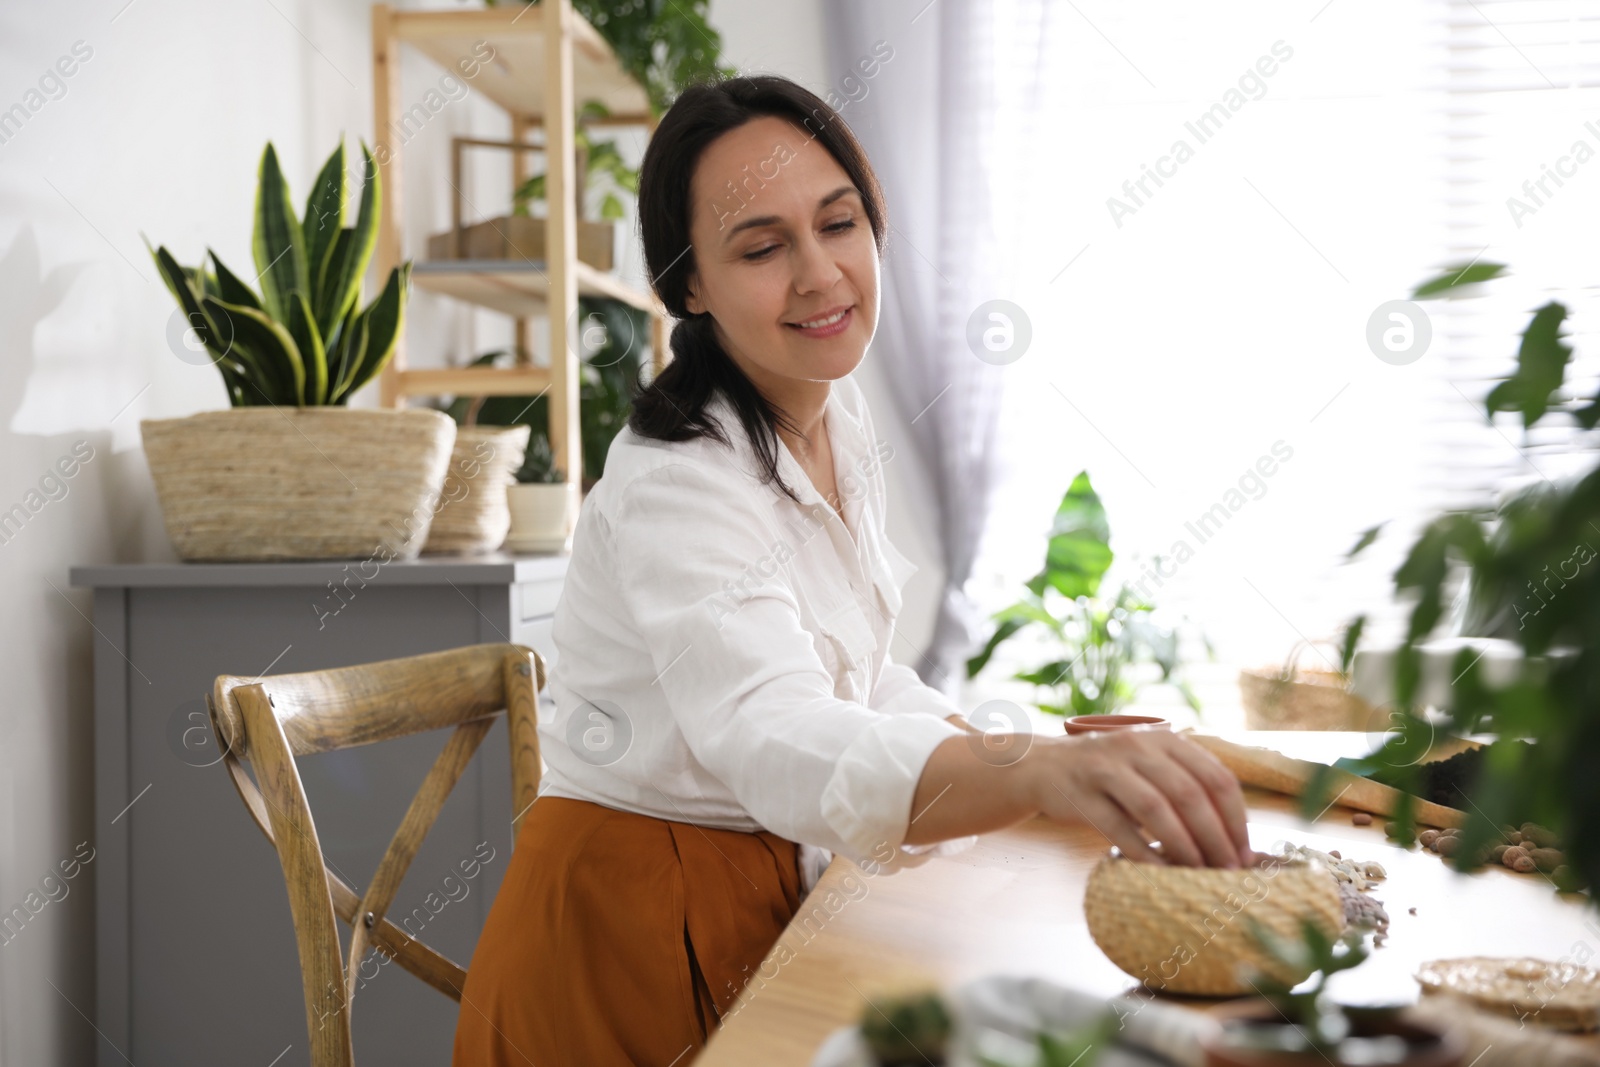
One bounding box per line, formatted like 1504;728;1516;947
902;728;1254;869
1025;730;1254;869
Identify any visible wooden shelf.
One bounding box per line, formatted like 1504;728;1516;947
412;259;662;318
393;8;651;121
372;1;671;491
391;365;552;400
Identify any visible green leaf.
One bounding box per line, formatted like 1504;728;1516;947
208;250;263;311
216;338;283;406
514;174;546;213
1036;1014;1114;1067
1339;615;1366;674
252;142;310;324
1347;523;1385;559
1412;261;1507;298
599;192;626;221
148;241;261;409
1484;302;1572;430
1576;392;1600;431
340;263;408;400
1014;660;1078;687
189;265;220;301
153;251;263;408
286;291;327;404
314;141;382;338
203;296;304;404
303;140;347;296
966;615;1028;678
1395;519;1452;642
326;302;366;404
148;243;220;351
1300;761;1339;821
1037;472;1114;599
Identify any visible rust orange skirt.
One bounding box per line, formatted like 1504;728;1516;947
451;796;802;1067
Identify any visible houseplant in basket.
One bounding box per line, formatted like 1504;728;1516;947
143;138;452;561
966;471;1206;728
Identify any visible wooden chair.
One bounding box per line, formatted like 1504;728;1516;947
206;642;544;1067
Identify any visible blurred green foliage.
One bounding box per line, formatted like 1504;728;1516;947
1308;261;1600;900
967;471;1207;717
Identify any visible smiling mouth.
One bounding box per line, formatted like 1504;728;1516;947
785;306;853;337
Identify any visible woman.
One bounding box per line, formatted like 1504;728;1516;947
453;75;1251;1067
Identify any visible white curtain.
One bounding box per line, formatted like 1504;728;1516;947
823;0;1048;693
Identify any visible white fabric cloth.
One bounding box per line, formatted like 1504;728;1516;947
539;372;973;892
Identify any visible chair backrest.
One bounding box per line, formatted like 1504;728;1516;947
207;642;545;1067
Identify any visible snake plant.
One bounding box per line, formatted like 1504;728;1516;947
146;139;411;406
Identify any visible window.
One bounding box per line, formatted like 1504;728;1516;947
965;0;1600;723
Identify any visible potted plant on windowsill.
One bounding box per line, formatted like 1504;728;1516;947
143;139;453;561
966;471;1207;732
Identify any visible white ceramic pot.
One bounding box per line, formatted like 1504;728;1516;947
505;482;579;553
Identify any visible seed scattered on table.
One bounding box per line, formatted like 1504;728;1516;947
1351;812;1372;826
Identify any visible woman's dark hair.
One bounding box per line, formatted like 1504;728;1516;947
628;74;888;502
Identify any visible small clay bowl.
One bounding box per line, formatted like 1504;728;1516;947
1063;714;1170;735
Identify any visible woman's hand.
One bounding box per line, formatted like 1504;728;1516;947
902;728;1253;869
1025;730;1253;868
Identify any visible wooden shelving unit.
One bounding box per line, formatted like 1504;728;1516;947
370;1;669;487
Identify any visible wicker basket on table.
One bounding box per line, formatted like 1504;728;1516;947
1083;855;1346;996
1238;638;1380;731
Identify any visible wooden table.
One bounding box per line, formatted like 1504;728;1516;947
695;732;1600;1065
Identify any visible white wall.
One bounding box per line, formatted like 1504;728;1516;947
0;0;937;1061
0;2;510;1061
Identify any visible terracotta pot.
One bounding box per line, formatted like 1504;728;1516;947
1200;1003;1464;1067
1063;714;1171;735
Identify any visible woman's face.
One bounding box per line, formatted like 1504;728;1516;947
684;115;880;393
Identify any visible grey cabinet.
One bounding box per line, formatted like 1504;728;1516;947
69;555;567;1067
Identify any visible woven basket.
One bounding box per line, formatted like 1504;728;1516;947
1239;638;1380;731
140;408;455;562
1083;855;1346;996
422;425;532;555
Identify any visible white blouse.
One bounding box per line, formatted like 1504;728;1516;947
539;372;970;889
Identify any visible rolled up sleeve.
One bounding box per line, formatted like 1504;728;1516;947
611;462;962;863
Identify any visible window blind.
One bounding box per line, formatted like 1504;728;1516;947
1422;0;1600;518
